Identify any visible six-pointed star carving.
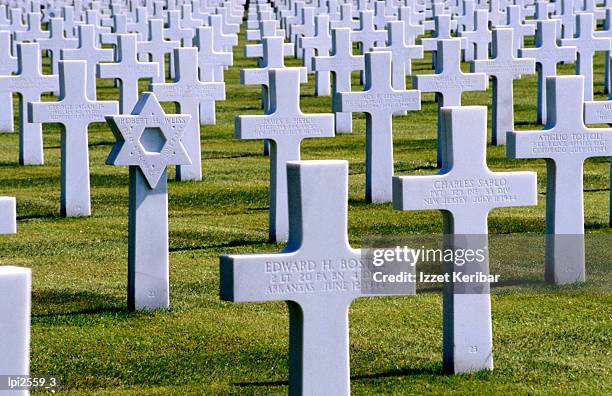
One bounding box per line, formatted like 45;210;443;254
106;92;192;188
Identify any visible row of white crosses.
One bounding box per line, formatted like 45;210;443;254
0;0;238;203
220;1;612;391
0;0;240;340
242;0;612;278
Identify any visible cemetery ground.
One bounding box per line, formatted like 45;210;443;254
0;34;610;394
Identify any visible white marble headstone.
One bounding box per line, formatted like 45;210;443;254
236;68;334;243
29;60;118;217
394;106;537;374
471;28;536;145
0;43;59;165
106;92;191;310
221;159;414;396
0;266;31;391
508;76;612;284
413;39;487;164
519;20;576;125
98;34;159;114
151;47;225;181
338;51;421;203
313;28;365;134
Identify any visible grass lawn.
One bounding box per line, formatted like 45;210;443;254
0;28;609;395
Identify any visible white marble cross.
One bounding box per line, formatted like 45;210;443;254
0;31;17;133
106;92;191;311
352;10;387;53
165;10;192;46
313;28;365;133
503;5;535;57
151;47;225;181
222;159;414;395
595;9;612;94
508;76;612;284
243;36;306;112
195;26;233;124
422;14;465;53
398;6;425;45
236;68;334;243
14;12;48;43
471;28;536;145
373;20;423;91
98;34;159;114
195;26;233;84
62;24;114;101
61;5;79;39
414;39;487;164
456;0;476;33
0;266;31;391
561;12;611;101
394;105;537;374
209;14;238;52
84;9;110;46
554;0;576;39
100;14;128;49
245;19;284;41
0;42;58;165
29;60;118;217
289;7;315;60
338;51;421;203
299;14;332;96
36;17;77;76
519;20;576;125
137;19;180;84
460;9;491;61
331;3;357;29
127;6;150;40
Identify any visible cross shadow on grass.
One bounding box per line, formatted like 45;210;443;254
32;289;127;317
232;364;443;387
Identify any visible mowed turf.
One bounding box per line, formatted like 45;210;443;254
0;28;609;395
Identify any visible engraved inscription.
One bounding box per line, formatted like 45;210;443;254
254;116;326;136
343;93;419;111
422;75;481;90
46;103;108;121
264;258;363;295
423;177;520;206
531;132;609;154
157;84;220;100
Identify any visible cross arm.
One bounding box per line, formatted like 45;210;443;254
584;100;612;124
28;100;118;124
392;174;448;211
241;67;307;86
507;130;559;159
220;252;300;302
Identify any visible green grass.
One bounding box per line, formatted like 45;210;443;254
0;30;610;395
